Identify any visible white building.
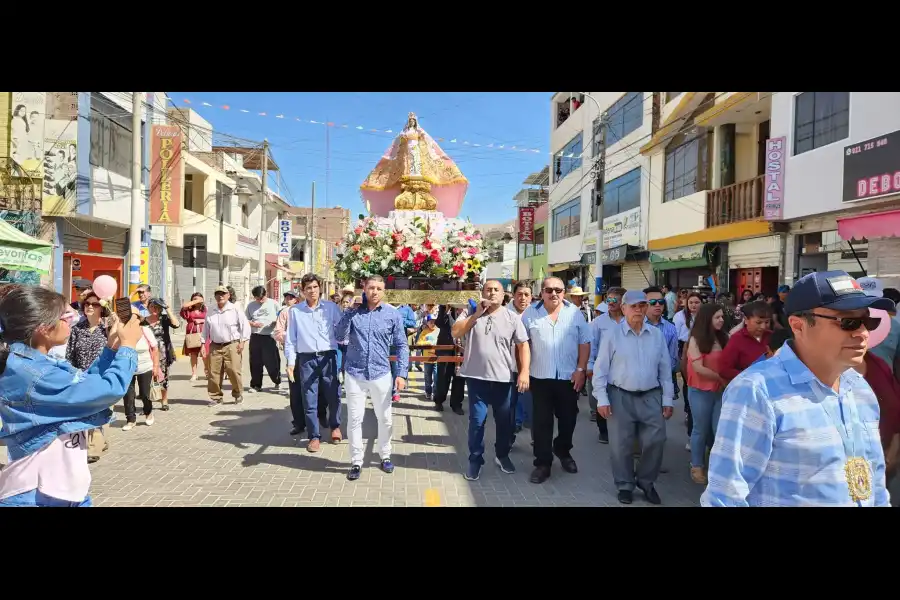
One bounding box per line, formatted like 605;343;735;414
769;91;900;287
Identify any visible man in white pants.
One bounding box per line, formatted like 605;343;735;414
335;275;409;481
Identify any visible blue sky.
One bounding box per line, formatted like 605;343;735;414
166;92;550;225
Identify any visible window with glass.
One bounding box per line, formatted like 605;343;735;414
604;92;643;143
664;129;709;202
553;133;583;183
604;168;641;216
666;92;683;103
552;198;581;241
534;227;545;255
793;91;850;156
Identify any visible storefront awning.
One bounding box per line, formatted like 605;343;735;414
548;262;581;272
837;209;900;240
649;243;708;271
601;244;630;265
0;220;53;275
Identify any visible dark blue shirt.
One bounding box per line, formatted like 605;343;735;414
336;303;410;381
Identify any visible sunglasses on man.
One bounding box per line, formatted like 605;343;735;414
803;312;881;332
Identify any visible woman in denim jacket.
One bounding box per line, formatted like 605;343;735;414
0;285;142;507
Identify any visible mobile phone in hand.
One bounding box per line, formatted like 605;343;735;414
114;297;133;323
468;299;477;313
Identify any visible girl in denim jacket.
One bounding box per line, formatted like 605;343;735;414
0;285;142;507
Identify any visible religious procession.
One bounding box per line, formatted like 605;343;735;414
0;106;897;508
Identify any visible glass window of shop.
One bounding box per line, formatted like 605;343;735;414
553;133;583;184
604;92;643;143
604;168;641;217
795;230;868;280
552;198;581;242
793;92;849;156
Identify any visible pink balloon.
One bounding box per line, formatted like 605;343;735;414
92;275;117;299
868;308;891;349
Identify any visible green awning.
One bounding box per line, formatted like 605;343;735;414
0;220;53;275
650;243;708;271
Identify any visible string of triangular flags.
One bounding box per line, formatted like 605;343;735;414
174;96;562;157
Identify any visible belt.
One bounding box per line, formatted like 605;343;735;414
211;340;237;346
608;384;660;396
298;350;336;357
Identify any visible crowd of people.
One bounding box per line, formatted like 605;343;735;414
0;267;898;507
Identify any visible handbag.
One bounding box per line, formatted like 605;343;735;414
185;320;203;349
149;380;162;403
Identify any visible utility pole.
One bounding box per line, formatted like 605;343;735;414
310;181;316;276
257;140;269;288
128;91;143;298
325;119;330;208
218;183;226;285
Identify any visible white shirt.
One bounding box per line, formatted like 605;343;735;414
0;432;91;502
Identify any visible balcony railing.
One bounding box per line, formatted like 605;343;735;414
706;174;764;228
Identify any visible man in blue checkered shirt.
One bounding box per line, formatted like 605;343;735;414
702;270;893;507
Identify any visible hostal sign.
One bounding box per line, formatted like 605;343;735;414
843;129;900;203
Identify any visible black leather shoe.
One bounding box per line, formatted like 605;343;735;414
639;485;662;505
617;490;633;504
290;426;304;436
530;466;551;484
451;405;464;416
87;456;100;464
598;431;609;444
434;402;444;412
558;456;578;474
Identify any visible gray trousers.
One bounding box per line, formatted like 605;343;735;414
607;385;666;492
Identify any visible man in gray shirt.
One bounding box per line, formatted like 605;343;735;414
453;279;530;480
246;285;282;392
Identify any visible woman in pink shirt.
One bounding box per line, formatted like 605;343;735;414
180;293;208;381
685;302;730;484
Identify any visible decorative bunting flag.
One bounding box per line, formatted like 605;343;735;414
170;95;553;157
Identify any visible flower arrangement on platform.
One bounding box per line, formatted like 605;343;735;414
335;213;486;283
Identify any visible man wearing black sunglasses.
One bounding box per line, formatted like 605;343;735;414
702;270;894;507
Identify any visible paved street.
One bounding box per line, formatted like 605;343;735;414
89;348;704;507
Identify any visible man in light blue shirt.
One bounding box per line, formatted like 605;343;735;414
702;270;893;507
593;290;674;505
586;287;625;444
285;274;343;452
521;276;590;485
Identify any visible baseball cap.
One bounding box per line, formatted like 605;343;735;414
425;314;436;322
857;276;883;298
622;290;648;306
342;284;355;293
214;285;229;294
784;270;895;315
777;284;791;294
283;290;297;298
595;301;608;312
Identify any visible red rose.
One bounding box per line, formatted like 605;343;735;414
413;252;427;265
430;249;441;263
363;255;371;263
368;230;378;237
423;239;432;250
354;227;363;235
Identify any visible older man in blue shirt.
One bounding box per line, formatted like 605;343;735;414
285;274;343;453
593;290;675;505
521;276;591;484
335;275;409;482
702;270;893;507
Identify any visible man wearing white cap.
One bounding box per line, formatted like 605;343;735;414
592;290;674;504
858;277;900;376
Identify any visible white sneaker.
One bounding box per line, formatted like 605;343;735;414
145;414;155;427
684;442;691;452
122;422;135;431
247;388;257;394
190;373;198;382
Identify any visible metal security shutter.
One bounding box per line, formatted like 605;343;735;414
869;238;900;288
622;260;652;292
727;235;781;269
202;255;223;309
172;258;194;310
149;239;165;296
59;219;127;257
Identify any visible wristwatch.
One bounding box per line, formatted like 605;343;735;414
576;367;585;373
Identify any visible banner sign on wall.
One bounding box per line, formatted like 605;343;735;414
518;207;535;243
278;219;293;256
149;125;183;225
763;136;786;220
843;129;900;203
602;207;640;249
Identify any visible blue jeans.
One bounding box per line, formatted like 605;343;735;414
297;351;341;439
423;363;435;396
0;489;92;507
466;378;513;466
687;387;722;468
511;384;532;428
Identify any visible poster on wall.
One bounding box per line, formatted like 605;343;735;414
149;125;183;225
602;207;641;249
9;92;46;178
46;92;78;121
763;136;786;220
139;243;149;286
278;219;292;256
41;120;78;216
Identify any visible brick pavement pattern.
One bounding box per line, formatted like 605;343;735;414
88;349;704;507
